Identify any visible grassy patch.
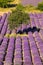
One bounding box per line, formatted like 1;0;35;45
0;0;20;14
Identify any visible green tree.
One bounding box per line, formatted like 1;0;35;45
8;7;30;30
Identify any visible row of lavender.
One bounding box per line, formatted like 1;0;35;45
0;30;43;65
21;0;42;6
0;13;11;45
0;13;43;65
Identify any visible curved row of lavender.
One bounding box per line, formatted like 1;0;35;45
0;13;43;65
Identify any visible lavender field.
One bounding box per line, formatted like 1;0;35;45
21;0;42;6
0;12;43;65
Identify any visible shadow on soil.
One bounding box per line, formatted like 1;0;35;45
17;27;40;34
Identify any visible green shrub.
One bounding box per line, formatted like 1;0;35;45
8;8;30;30
0;0;14;8
16;4;25;11
37;2;43;11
